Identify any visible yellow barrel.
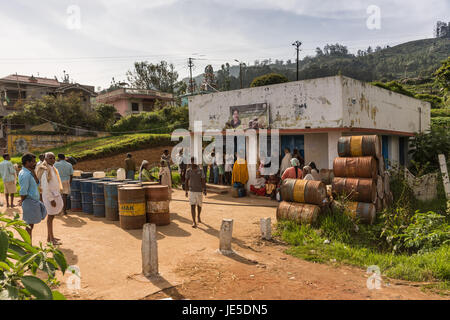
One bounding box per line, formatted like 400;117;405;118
338;135;381;158
277;201;320;225
281;179;327;205
118;187;146;230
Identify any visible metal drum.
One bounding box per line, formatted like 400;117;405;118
118;186;146;230
92;181;106;217
319;169;334;185
70;178;82;211
332;177;377;203
276;201;320;225
338;135;381;158
104;182;124;221
144;185;170;226
81;172;93;179
346;202;376;225
333;157;377;179
280;179;327;205
80;179;97;214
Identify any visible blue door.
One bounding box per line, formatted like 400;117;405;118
281;135;304;158
382;136;389;169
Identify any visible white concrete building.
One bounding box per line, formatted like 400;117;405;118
188;75;430;176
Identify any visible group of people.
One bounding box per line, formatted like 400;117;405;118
1;152;74;245
249;147;321;199
125;150;173;190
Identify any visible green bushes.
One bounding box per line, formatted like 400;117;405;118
250;73;288;88
415;93;444;108
372;81;415;97
111;105;188;134
0;213;67;300
431;108;450;117
432;117;450;130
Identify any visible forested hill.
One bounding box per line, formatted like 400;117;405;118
186;37;450;90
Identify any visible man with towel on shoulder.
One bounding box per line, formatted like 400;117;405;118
36;152;64;245
18;153;47;243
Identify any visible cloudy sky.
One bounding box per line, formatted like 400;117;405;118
0;0;448;90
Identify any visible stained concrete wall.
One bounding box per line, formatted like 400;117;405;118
189;76;344;131
304;133;329;171
341;77;431;133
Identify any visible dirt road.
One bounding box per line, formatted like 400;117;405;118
4;190;444;300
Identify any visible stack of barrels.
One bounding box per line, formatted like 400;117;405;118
276;179;328;225
70;175;171;231
332;135;392;224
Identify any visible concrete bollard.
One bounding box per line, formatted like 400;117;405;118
260;217;272;240
219;219;234;255
142;223;158;277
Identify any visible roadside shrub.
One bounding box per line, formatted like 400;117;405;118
431;108;450;117
0;213;67;300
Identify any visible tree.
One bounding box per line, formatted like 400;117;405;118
250;73;288;87
126;61;182;94
93;103;117;130
217;63;232;91
202;65;217;91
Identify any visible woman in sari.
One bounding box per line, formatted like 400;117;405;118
139;160;154;182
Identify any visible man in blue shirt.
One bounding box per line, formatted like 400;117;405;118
54;153;74;215
18;153;47;241
0;153;17;208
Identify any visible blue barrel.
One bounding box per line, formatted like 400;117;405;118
104;182;124;221
81;180;97;214
92;182;106;217
70;179;82;211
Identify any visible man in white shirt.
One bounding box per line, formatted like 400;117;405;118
0;153;17;207
37;152;63;245
280;148;292;177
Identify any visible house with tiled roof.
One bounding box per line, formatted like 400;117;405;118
0;74;97;117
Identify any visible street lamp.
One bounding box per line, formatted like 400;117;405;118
292;41;302;81
235;59;245;89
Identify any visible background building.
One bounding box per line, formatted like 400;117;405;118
188;75;431;186
96;88;175;117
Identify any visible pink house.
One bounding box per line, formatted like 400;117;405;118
96;88;175;117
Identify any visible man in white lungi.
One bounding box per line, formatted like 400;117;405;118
37;152;63;245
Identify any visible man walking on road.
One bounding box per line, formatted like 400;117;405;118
18;153;47;242
54;153;74;215
37;152;64;245
185;158;207;229
0;153;17;208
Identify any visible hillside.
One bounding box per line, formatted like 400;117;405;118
185;38;450;90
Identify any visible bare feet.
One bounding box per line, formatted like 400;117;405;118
192;223;197;228
198;216;202;224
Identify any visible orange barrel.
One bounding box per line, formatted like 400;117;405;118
144;185;170;226
319;169;334;185
276;201;320;225
338;135;381;158
346;202;376;225
280;179;327;205
332;177;377;203
118;186;146;230
333;156;377;178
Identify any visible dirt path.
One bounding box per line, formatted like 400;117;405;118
3;190;445;300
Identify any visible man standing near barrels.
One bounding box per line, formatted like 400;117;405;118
37;152;64;245
185;158;207;228
0;153;17;208
125;153;136;180
54;154;74;215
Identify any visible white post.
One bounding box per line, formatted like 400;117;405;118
219;219;234;255
260;217;272;240
142;223;158;277
438;154;450;200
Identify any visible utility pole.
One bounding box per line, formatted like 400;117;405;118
292;41;302;81
235;59;245;89
188;58;195;94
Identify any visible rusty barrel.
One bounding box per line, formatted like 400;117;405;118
332;177;377;203
118;186;146;230
144;185;170;226
333;156;377;179
338;135;381;158
319;169;334;185
346;202;376;225
280;179;326;205
276;201;320;225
